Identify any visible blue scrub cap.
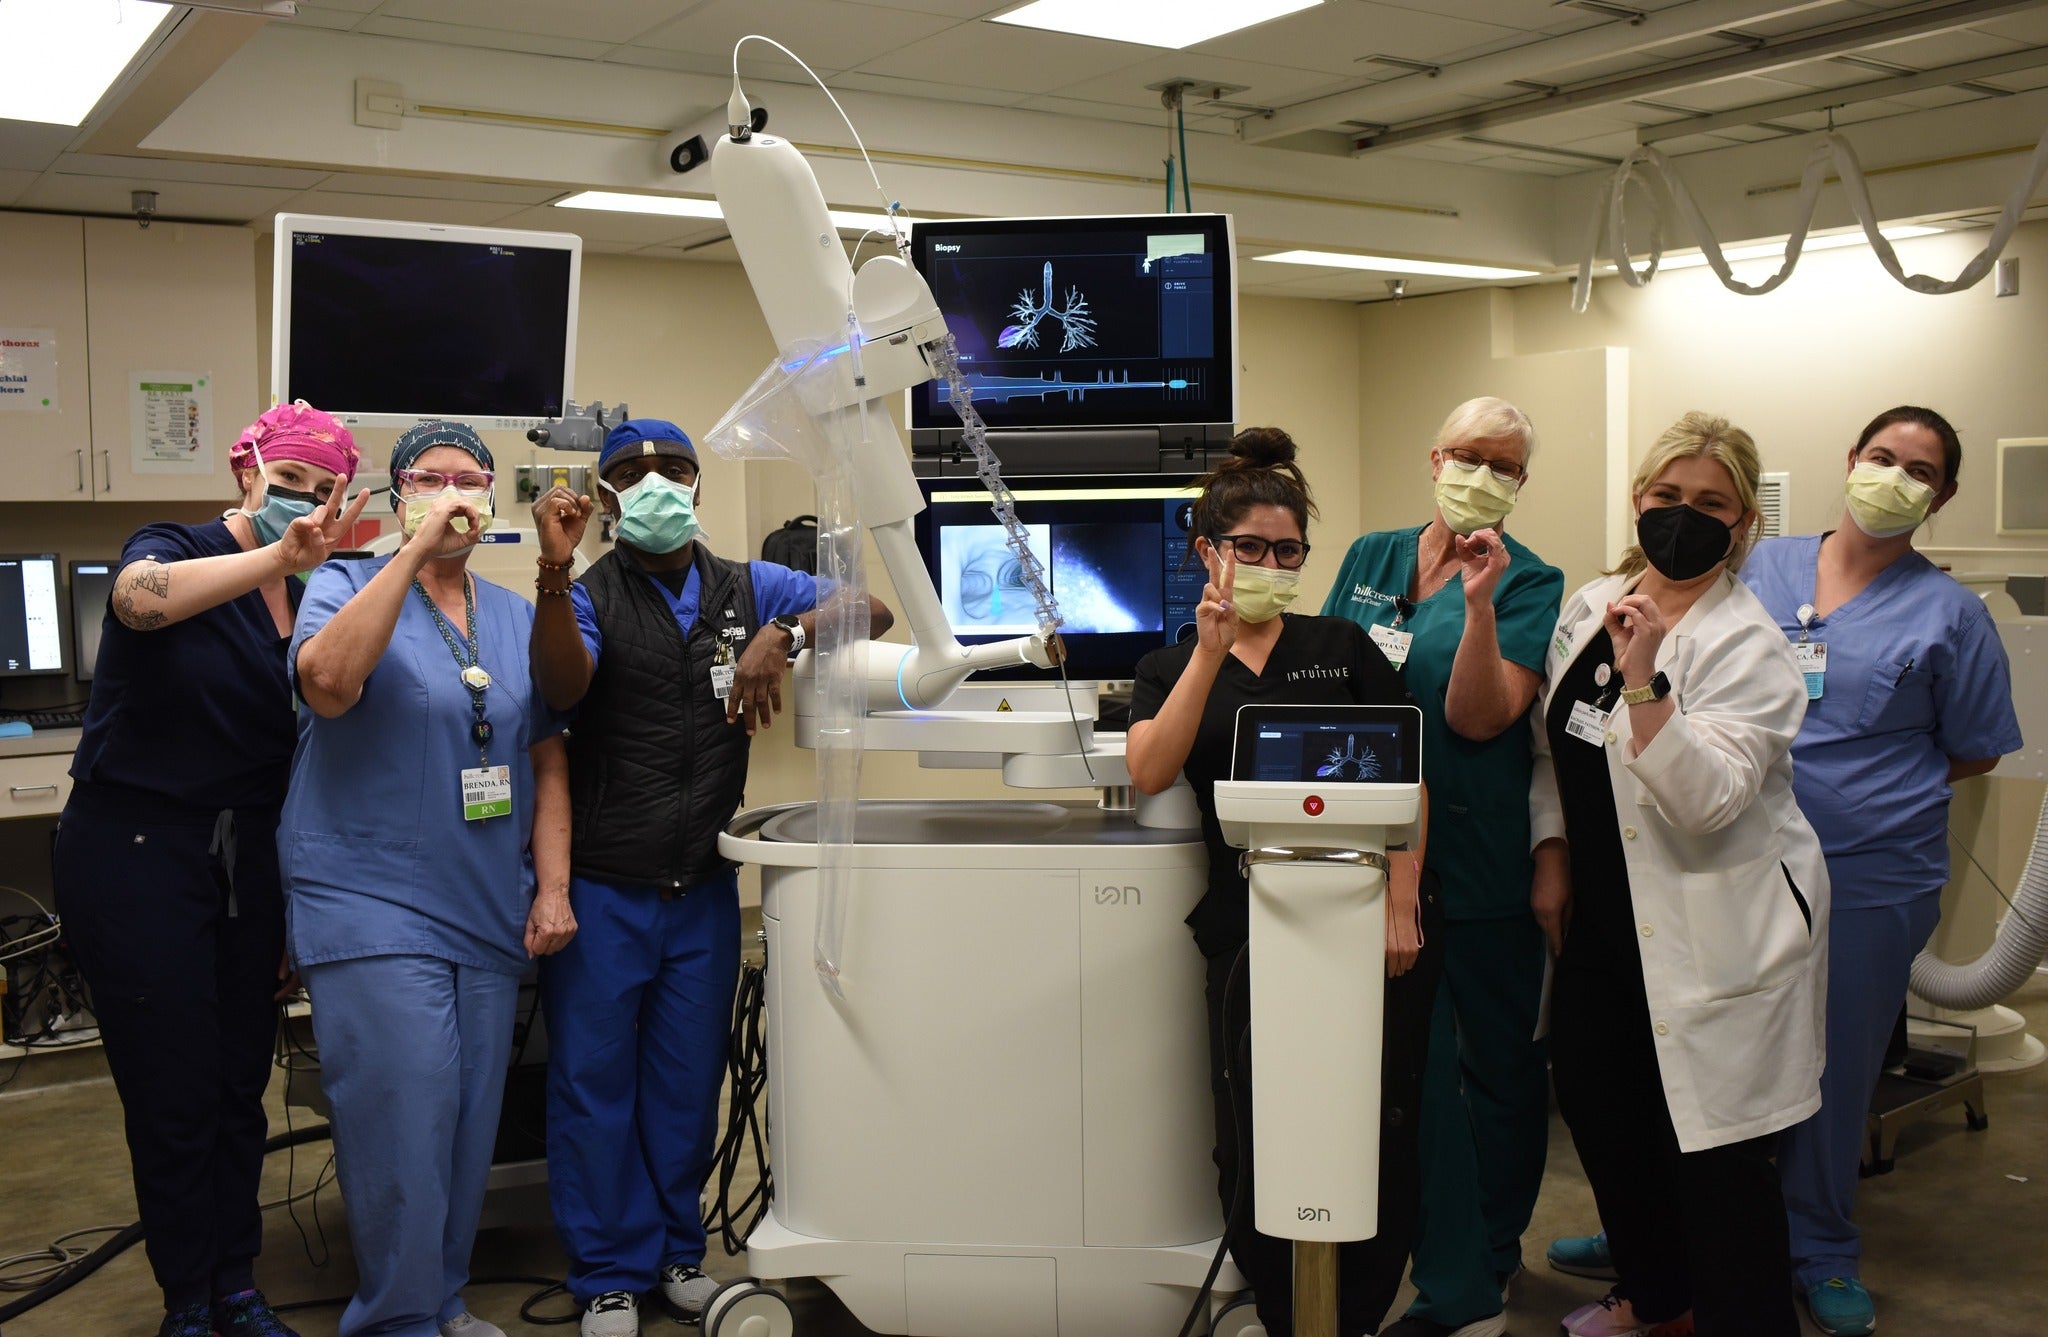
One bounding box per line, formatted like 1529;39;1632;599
389;421;494;512
599;418;696;476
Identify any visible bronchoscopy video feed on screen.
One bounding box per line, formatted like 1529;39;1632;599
939;522;1167;638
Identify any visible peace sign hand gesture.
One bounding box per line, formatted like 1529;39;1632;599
277;486;374;574
1196;542;1237;659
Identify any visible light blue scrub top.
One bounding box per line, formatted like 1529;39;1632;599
567;558;818;664
1742;534;2023;910
280;556;564;975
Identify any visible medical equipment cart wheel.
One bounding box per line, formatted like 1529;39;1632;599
1212;1295;1267;1336
701;1279;795;1337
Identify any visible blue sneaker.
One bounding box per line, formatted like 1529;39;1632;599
1804;1278;1875;1336
1546;1229;1618;1281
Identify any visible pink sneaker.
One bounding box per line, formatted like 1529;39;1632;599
1559;1292;1647;1337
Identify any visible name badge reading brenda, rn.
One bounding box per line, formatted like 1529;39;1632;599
1370;623;1414;669
462;765;512;821
1793;641;1827;700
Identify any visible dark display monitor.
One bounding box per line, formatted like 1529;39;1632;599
271;213;581;430
908;214;1237;438
70;560;117;684
911;473;1204;682
1231;706;1425;786
0;554;66;677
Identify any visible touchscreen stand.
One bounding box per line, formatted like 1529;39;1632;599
1213;704;1423;1337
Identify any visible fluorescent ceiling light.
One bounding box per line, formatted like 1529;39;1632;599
555;190;927;233
991;0;1322;50
0;0;176;127
1645;225;1944;271
1254;249;1541;281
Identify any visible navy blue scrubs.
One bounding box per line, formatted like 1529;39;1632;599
53;519;300;1313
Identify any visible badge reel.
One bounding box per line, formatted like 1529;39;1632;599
1793;603;1826;701
1565;663;1615;747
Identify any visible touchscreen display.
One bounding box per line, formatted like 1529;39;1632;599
1231;705;1422;785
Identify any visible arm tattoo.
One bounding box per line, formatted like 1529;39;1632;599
113;562;172;630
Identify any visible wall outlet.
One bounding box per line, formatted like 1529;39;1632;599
1995;257;2019;298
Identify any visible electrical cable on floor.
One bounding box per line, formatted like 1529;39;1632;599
703;956;773;1257
1176;943;1252;1337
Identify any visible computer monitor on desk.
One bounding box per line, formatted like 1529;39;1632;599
70;561;117;685
0;553;66;678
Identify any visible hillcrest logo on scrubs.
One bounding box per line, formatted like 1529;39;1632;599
1348;584;1395;607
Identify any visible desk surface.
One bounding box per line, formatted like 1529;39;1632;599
0;728;80;761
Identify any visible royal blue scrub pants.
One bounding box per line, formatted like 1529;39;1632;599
53;788;285;1313
1402;913;1551;1326
1779;897;1941;1288
540;870;741;1303
304;954;517;1337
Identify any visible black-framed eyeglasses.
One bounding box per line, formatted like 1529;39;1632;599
1213;534;1310;568
1441;446;1525;485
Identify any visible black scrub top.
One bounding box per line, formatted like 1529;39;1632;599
1130;613;1412;957
69;519;303;814
1543;634;1634;964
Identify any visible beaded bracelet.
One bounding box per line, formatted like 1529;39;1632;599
535;556;574;573
534;578;573;597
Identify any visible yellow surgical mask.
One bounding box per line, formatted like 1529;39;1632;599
1231;564;1300;624
1434;457;1521;536
1844;462;1934;539
401;486;495;540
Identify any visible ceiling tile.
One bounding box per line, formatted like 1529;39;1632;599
1549;128;1647;157
292;0;387;11
267;191;532;226
1979;65;2048;92
377;0;695;45
1466;111;1641;147
287;7;374;31
1369;0;1575;33
634;0;959;72
1882;85;2000;110
1465;154;1580;176
496;202;724;246
17;176;296;221
1757;59;1893;91
57;154;328;189
826;69;1034;107
598;45;729;77
0;123;76;174
1041;52;1356;113
1858;27;2026;65
1194;2;1526;79
316;172;563;204
0;168;44;207
1626;73;1816;110
1375;141;1500;164
831;0;1011;16
353;15;618;59
1971;12;2048;45
851;24;1153;95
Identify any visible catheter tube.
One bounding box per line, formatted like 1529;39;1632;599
1910;788;2048;1010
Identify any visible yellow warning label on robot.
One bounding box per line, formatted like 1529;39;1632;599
996;698;1012;713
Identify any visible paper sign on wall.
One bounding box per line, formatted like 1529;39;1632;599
0;328;59;411
131;370;215;475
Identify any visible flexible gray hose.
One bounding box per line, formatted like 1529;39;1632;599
1911;788;2048;1011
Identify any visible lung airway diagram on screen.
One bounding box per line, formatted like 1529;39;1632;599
999;262;1097;352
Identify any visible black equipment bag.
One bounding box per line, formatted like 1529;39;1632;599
760;514;819;573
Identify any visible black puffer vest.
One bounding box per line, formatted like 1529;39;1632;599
567;544;759;889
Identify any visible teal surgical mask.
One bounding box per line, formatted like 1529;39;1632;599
605;472;701;554
249;487;319;546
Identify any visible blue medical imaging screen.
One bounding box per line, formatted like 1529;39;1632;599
284;230;572;418
912;473;1205;681
909;214;1234;431
1231;706;1423;785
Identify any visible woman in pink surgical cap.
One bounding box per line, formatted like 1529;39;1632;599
52;401;371;1337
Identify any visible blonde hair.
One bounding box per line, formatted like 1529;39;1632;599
1435;396;1538;463
1612;411;1763;578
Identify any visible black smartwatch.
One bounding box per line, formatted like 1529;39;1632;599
772;614;805;655
1619;670;1670;706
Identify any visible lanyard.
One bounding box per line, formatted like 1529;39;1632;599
412;577;493;764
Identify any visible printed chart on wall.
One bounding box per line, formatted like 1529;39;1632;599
130;370;214;474
0;328;59;411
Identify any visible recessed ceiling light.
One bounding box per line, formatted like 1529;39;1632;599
0;0;176;127
555;191;927;232
991;0;1323;50
1254;249;1541;280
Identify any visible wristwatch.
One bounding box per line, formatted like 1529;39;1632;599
772;614;805;655
1619;670;1671;706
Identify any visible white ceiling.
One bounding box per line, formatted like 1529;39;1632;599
3;0;2046;301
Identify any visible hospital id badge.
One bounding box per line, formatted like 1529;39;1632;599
1565;699;1612;747
461;765;512;822
710;663;736;701
1794;641;1826;700
1371;623;1414;668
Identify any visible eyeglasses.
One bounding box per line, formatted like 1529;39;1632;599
396;468;494;495
1213;534;1310;568
1441;447;1525;485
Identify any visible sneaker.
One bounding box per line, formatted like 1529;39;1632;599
439;1314;507;1337
1804;1278;1876;1336
1548;1229;1618;1281
660;1262;718;1320
1380;1313;1508;1337
157;1303;217;1337
581;1290;639;1337
213;1289;299;1337
1560;1292;1647;1337
1500;1263;1526;1304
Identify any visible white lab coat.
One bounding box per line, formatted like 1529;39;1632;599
1531;569;1830;1153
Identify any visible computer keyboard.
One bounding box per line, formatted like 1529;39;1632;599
0;707;86;731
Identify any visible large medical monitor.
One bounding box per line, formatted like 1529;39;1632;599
907;214;1237;441
70;560;117;684
911;472;1205;682
1230;705;1424;786
270;214;581;430
0;554;66;678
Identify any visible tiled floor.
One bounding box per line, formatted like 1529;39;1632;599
3;963;2043;1337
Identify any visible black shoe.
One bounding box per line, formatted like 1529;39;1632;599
213;1288;300;1337
158;1302;216;1337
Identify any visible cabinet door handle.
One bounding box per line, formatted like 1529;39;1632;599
76;449;86;492
101;450;112;492
10;784;60;799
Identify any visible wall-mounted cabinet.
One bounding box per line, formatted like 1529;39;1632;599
0;212;256;504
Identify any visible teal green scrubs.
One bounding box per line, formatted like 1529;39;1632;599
1322;524;1564;1326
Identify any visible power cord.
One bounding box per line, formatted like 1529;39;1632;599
703;954;773;1257
1176;944;1253;1337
